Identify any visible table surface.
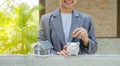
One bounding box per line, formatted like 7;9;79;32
0;55;120;66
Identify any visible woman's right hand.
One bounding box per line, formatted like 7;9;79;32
57;45;70;56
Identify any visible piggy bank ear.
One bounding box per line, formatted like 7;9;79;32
76;42;80;45
67;42;71;46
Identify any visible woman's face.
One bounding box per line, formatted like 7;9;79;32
59;0;77;9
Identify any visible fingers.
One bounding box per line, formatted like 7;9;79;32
63;45;67;50
74;29;84;38
72;27;89;47
72;27;87;39
61;50;69;56
78;30;86;38
72;28;81;37
57;45;70;56
57;50;70;56
57;52;62;55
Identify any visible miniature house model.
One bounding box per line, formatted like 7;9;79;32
34;41;53;55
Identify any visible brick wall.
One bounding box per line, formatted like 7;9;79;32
45;0;117;37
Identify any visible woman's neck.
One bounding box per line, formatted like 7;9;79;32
60;7;73;13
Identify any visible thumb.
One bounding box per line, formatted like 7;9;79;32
57;52;62;55
63;45;68;50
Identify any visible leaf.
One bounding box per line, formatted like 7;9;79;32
0;0;43;54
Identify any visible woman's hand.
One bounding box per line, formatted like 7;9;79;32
57;45;70;56
72;27;89;47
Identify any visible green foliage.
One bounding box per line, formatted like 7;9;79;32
0;0;43;54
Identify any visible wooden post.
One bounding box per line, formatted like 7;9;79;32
39;0;46;19
117;0;120;38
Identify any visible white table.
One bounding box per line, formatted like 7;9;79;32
0;55;120;66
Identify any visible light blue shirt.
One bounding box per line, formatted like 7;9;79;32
61;13;72;43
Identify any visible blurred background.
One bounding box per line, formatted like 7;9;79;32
0;0;42;54
0;0;120;54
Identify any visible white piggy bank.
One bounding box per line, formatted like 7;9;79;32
67;42;80;56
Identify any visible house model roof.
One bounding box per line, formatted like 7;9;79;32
34;40;53;50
